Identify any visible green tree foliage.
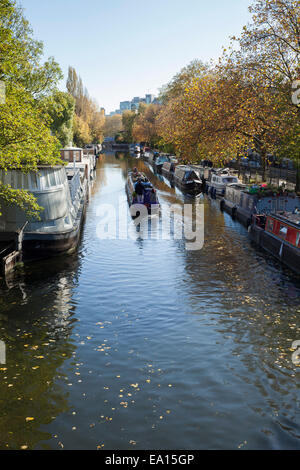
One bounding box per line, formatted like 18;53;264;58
42;91;75;147
0;0;64;216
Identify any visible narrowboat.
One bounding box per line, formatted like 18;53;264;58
60;146;96;182
206;170;241;198
0;165;88;264
162;161;178;180
152;155;171;173
125;171;160;216
148;151;160;165
143;150;152;161
172;165;202;195
220;184;300;227
249;211;300;274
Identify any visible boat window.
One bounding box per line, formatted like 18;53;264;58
30;172;38;190
223;177;237;183
279;224;288;238
296;232;300;247
266;218;274;232
17;172;23;188
63;151;70;161
75;151;81;162
49;171;56;186
23;173;29;189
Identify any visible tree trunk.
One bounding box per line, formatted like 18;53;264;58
261;146;267;183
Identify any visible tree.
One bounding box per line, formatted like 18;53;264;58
102;114;123;138
227;0;300;184
132;103;161;146
73;115;92;148
0;0;64;217
122;110;136;143
66;66;105;145
159;59;210;103
42;91;75;147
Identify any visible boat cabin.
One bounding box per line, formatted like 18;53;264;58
265;212;300;248
224;185;300;215
174;166;199;182
210;174;240;186
60;147;83;163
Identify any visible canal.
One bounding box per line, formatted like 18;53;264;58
0;152;299;450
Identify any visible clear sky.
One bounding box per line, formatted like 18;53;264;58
21;0;253;113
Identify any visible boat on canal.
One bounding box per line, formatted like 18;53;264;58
125;170;160;217
152;154;172;173
172;165;202;195
60;146;96;182
0;165;88;269
206;169;241;198
220;184;300;227
162;161;177;180
249;211;300;274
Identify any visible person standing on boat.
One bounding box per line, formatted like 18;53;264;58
134;178;144;203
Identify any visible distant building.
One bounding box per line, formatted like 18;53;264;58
145;94;154;104
120;101;131;111
110;93;158;115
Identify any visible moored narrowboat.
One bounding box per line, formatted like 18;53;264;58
249;211;300;274
220;184;300;227
162;161;177;180
172;165;202;195
0;165;88;264
152;154;170;173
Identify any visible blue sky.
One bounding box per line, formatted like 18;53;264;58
21;0;253;113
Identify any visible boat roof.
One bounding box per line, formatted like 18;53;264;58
269;211;300;229
61;147;83;151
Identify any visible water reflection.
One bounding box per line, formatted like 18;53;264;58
0;255;80;449
0;152;299;450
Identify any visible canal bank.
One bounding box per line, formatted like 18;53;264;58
0;152;299;450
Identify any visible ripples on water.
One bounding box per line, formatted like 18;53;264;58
0;153;299;450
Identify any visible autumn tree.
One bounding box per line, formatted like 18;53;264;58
228;0;300;184
132;103;161;146
122;110;136;143
102;114;123;138
66;66;105;146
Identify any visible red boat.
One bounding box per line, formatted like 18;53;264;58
250;211;300;274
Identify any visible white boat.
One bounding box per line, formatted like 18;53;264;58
207;170;241;197
60;146;96;182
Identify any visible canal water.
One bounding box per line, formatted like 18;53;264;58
0;152;299;450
